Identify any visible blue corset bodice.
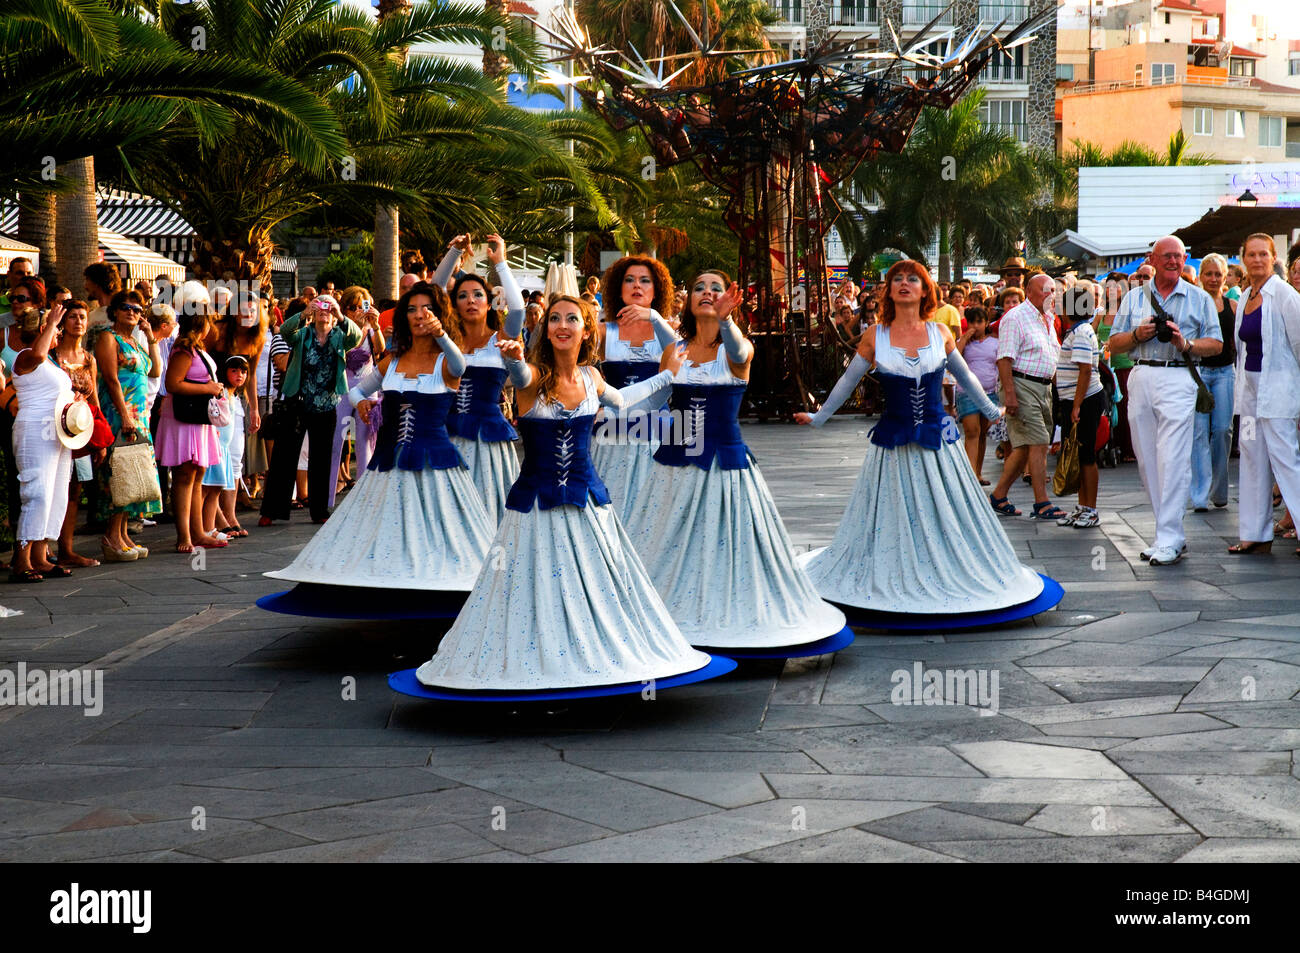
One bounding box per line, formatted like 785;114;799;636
506;414;611;512
369;391;466;472
601;359;662;390
870;367;958;450
653;383;751;470
447;365;518;442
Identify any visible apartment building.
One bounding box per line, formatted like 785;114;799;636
1058;0;1300;160
765;0;1059;152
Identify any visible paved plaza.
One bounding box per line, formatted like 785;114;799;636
2;418;1299;863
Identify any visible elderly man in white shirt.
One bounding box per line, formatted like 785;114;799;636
1108;236;1223;566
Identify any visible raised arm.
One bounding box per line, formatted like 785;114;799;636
486;234;526;339
432;234;471;287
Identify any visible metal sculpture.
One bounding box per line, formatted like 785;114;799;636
535;1;1052;413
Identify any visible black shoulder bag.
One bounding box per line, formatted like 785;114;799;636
1146;286;1213;414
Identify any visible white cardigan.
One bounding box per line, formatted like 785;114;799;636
1233;274;1300;420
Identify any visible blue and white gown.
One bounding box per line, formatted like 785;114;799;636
446;331;520;525
800;322;1044;613
266;356;495;591
416;366;712;691
591;320;667;514
621;347;847;648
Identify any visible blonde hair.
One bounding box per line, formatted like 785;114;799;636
1199;253;1228;278
527;294;599;400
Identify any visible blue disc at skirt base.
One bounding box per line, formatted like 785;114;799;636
388;655;738;702
833;574;1064;632
256;583;466;620
700;625;856;660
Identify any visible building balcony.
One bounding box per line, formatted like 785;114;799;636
1061;74;1255;96
902;3;954;25
832;2;879;26
982;64;1026;84
769;0;803;24
978;2;1029;23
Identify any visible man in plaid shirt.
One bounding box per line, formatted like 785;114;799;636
989;274;1065;520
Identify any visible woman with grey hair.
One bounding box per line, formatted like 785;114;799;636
1190;252;1236;511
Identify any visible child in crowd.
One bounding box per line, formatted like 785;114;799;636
954;306;999;485
200;356;249;539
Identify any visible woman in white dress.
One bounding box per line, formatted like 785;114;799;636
9;303;75;582
266;281;494;593
416;294;714;692
794;259;1045;615
434;234;525;523
591;256;678;514
620;272;847;651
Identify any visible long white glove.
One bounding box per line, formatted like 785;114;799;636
809;354;869;427
347;366;384;407
496;264;526;339
718;317;751;364
437;331;466;377
946;349;999;420
599;369;674;412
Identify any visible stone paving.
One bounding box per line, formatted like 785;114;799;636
1;418;1299;863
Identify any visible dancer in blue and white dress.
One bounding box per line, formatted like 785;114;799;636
621;271;847;650
267;282;493;591
592;256;677;514
432;234;524;523
794;259;1044;614
416;294;713;691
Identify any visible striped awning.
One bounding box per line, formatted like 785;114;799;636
98;228;186;285
97;191;194;237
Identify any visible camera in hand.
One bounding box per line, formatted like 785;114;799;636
1152;309;1173;343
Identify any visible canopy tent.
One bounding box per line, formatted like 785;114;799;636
0;234;39;274
1117;255;1240;276
1171;206;1300;257
98;228;186;285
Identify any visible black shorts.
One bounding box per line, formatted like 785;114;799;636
1057;391;1105;466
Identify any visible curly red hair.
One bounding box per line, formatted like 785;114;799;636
878;259;938;325
601;256;673;318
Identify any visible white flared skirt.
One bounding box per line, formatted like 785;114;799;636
591;435;660;515
450;435;519;525
416;499;711;690
266;464;494;591
622;459;846;648
800;439;1044;613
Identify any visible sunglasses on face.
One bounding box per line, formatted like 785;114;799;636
119;304;143;314
10;295;30;303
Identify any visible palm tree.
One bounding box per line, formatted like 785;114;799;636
840;88;1040;283
2;0;349;286
576;0;777;85
111;0;537;285
482;0;509;80
374;0;413;300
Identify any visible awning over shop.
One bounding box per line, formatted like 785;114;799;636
0;234;40;273
98;228;186;285
1171;205;1300;257
270;255;298;273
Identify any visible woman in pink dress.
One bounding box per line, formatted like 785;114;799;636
154;282;224;553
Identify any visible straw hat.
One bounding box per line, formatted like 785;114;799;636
53;396;94;451
998;256;1028;275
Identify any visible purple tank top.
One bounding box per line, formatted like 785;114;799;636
1240;306;1263;373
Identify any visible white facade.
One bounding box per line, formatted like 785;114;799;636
1053;160;1300;264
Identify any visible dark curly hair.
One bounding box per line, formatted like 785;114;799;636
391;281;460;358
600;255;673;319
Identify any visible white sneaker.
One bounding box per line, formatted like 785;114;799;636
1073;509;1100;528
1141;542;1185;561
1147;546;1184;566
1058;506;1084;527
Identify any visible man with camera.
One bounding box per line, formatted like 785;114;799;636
1108;236;1223;566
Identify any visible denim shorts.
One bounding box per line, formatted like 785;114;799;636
955;389;997;420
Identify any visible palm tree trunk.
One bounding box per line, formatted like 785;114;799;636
373;0;414;299
55;157;98;291
952;223;966;283
192;228;273;286
16;192;56;285
373;205;400;301
937;217;951;285
482;0;508;80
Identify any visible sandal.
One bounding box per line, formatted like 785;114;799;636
7;569;42;583
989;495;1021;516
1030;501;1069;520
38;565;72;578
1227;541;1271;555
